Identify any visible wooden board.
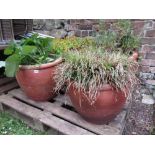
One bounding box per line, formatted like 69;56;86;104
1;20;14;41
0;78;19;94
0;78;15;86
0;87;129;135
0;20;3;41
0;44;8;50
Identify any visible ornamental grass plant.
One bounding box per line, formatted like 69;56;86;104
54;48;139;103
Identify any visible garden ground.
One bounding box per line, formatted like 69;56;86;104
0;112;46;135
124;85;155;135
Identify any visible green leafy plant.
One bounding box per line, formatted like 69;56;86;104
95;19;140;54
52;36;94;54
114;20;140;53
94;20;117;51
114;19;132;37
54;48;139;103
119;34;140;53
4;34;57;77
95;31;117;51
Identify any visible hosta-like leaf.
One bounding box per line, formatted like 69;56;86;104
5;54;21;77
22;45;37;55
4;47;14;55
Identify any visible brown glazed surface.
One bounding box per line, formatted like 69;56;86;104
68;84;126;124
16;58;62;101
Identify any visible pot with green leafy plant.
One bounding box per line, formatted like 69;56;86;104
95;19;140;61
54;49;139;124
4;34;62;101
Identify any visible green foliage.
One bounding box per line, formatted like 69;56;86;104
52;36;94;54
0;112;45;135
119;34;140;52
5;54;20;77
4;34;56;77
54;48;139;103
115;20;140;52
114;19;132;36
95;19;140;54
21;34;53;58
95;31;117;50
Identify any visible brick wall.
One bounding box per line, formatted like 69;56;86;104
136;20;155;88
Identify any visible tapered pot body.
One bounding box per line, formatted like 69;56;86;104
68;84;126;124
16;58;62;101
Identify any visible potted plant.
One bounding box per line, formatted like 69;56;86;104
54;49;139;124
4;33;62;101
95;19;140;61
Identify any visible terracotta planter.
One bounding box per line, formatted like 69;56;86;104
16;57;62;101
68;83;126;124
129;51;139;61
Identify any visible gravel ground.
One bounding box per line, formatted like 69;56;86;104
124;85;154;135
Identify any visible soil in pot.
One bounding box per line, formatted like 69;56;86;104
68;83;126;124
16;58;62;101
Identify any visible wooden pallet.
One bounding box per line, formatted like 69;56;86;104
0;77;19;94
0;84;129;135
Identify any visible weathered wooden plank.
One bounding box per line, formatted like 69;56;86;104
0;45;8;50
9;89;120;135
40;115;94;135
0;95;43;118
1;19;14;41
54;94;72;106
0;94;94;135
108;110;126;133
0;102;4;111
33;119;45;131
9;89;54;109
0;78;15;86
13;19;26;24
123;98;131;110
0;20;3;41
0;81;18;94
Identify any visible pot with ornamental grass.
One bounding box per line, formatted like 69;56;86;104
4;34;62;101
54;49;139;124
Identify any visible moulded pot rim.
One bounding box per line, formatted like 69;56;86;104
18;57;62;70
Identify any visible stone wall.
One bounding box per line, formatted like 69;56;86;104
33;19;155;95
33;19;98;38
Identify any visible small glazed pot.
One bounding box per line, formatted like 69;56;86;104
68;83;126;124
16;57;62;101
128;51;139;73
129;51;139;61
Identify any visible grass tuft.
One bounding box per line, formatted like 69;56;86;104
54;48;139;104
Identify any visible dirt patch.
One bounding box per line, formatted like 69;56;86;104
124;85;154;135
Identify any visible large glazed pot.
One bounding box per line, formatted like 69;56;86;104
68;83;126;124
16;57;62;101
